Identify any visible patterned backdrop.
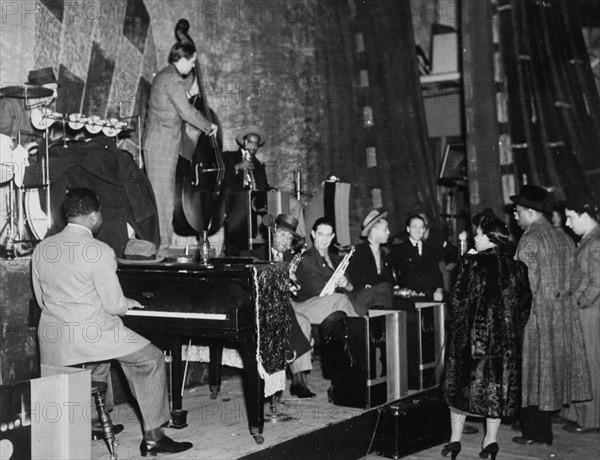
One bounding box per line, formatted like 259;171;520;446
31;0;156;155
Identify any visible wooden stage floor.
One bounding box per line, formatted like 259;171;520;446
92;360;600;460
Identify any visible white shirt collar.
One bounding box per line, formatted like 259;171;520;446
66;223;93;237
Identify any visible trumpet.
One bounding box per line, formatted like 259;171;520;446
319;246;355;297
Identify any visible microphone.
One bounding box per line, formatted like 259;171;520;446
262;213;275;228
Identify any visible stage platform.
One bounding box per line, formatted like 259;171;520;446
91;359;599;460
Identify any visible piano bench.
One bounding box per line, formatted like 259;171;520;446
91;380;118;459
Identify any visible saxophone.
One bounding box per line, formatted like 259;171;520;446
288;245;307;297
319;246;355;297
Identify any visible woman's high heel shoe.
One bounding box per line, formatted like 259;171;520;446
441;441;461;460
479;442;499;460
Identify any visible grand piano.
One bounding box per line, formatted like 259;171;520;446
117;259;288;444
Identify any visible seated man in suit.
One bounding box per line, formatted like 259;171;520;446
346;209;394;312
270;214;315;398
32;188;192;456
292;217;359;323
389;214;444;301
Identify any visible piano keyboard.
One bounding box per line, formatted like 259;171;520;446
125;309;227;320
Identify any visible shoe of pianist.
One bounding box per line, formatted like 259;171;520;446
140;434;193;457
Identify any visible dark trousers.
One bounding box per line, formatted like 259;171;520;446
521;405;553;444
347;282;393;316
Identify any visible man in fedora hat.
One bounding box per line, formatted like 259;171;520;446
223;126;269;192
511;184;592;446
346;209;394;313
222;126;271;256
32;188;194;455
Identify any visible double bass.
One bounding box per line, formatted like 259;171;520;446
173;18;226;236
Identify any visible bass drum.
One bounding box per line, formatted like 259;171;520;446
25;189;48;240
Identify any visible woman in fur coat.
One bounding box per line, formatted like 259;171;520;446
441;211;532;460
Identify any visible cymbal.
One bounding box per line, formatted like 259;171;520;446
0;84;53;99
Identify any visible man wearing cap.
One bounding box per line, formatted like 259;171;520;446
32;188;193;456
510;184;592;447
223;126;270;192
346;209;394;312
270;213;315;398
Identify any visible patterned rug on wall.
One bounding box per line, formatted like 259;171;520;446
34;0;156;150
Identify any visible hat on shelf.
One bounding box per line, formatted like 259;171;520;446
117;239;165;264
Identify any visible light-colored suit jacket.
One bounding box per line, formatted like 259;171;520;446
32;224;149;366
142;64;212;163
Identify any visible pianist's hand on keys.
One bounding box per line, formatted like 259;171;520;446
128;299;145;310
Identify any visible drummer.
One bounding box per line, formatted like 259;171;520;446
0;67;57;148
0;97;31;147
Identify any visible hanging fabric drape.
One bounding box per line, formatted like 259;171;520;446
314;0;439;239
498;0;600;200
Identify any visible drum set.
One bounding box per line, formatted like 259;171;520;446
30;108;130;138
1;130;51;256
0;82;135;257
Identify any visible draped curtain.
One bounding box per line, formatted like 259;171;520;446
498;0;600;201
314;0;439;240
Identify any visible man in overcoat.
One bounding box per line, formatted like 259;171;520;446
511;185;592;446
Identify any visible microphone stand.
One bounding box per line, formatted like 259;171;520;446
43;104;52;232
267;392;297;423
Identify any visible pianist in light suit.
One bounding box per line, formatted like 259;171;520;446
270;214;315;399
32;188;193;457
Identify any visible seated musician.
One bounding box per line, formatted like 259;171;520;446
389;214;444;301
31;188;193;456
291;217;359;324
270;213;315;398
346;209;394;313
